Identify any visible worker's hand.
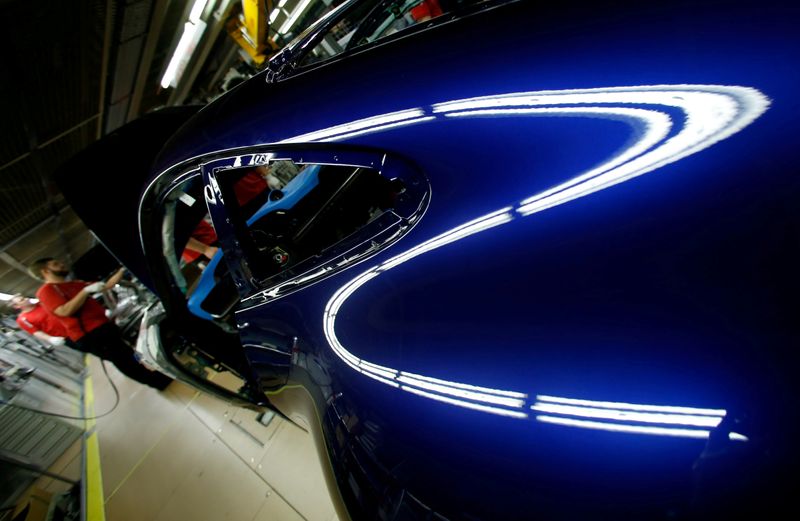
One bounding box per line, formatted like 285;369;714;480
49;337;66;346
82;281;106;294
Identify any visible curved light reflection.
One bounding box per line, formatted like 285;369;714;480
313;85;768;439
538;416;713;439
283;108;432;143
536;394;727;416
531;403;724;428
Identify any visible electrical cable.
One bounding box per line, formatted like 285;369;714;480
0;360;120;420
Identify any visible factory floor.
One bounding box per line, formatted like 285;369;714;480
84;356;339;521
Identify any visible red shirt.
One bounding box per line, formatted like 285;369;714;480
410;0;443;21
233;169;268;207
16;305;68;337
182;219;219;263
36;281;109;341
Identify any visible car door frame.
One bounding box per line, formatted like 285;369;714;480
200;144;430;392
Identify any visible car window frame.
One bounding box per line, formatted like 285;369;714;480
199;145;430;310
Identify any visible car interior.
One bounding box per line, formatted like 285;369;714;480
162;160;403;325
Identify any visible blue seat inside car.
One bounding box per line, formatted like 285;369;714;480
187;165;322;320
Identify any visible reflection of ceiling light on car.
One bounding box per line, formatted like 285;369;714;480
402;386;529;419
531;402;724;428
535;394;727;416
397;374;526;408
537;415;748;441
531;395;748;440
321;85;768;435
283;108;430;142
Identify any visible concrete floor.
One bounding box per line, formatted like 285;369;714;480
43;356;340;521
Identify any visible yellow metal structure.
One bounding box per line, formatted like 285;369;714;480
227;0;280;65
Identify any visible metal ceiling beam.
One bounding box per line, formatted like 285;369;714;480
206;39;241;92
0;251;35;280
97;0;117;138
0;207;72;254
0;115;99;174
36;173;74;265
128;0;170;121
14;93;76;265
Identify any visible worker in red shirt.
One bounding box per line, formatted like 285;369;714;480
29;257;171;390
10;294;70;346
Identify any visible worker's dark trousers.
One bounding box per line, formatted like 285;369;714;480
74;323;172;390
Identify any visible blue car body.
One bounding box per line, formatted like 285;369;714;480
57;1;800;519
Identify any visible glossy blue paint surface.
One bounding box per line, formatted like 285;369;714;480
67;1;800;519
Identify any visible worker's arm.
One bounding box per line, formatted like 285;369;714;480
104;267;126;290
51;282;105;317
53;290;91;317
185;237;218;259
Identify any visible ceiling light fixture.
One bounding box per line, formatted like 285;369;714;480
161;0;212;89
278;0;314;35
269;9;281;24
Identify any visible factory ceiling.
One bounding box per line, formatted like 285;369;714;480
0;0;318;301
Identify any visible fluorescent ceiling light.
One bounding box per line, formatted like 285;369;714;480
161;23;200;88
269;9;281;24
0;292;15;301
279;0;314;34
161;0;211;89
189;0;210;23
